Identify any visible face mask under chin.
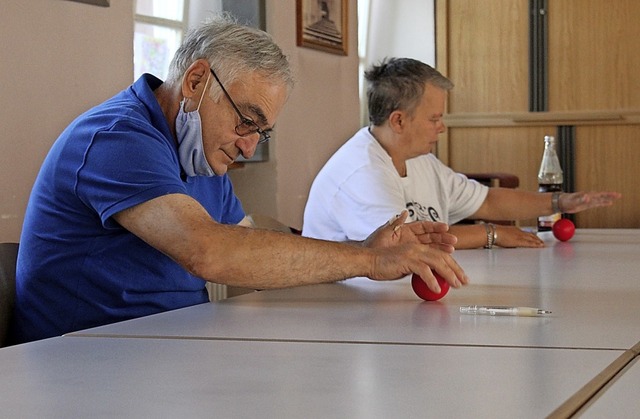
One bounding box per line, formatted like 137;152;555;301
174;73;216;177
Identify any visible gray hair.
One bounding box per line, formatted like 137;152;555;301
365;57;453;126
166;14;294;98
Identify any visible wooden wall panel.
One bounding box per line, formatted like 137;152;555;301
447;126;555;226
548;0;640;111
439;0;640;228
447;127;552;193
446;0;529;113
574;125;640;228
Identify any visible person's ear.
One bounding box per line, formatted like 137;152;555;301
180;59;210;99
388;110;405;133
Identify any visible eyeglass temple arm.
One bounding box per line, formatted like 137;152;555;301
209;68;249;122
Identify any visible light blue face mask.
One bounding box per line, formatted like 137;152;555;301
175;72;215;177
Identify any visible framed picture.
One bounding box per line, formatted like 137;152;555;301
296;0;348;56
65;0;110;6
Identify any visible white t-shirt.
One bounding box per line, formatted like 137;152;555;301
303;127;488;241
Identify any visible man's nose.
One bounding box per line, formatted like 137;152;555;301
236;134;259;159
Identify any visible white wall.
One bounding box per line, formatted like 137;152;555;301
0;0;133;242
364;0;435;66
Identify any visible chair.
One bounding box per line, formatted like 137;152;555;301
246;213;302;235
462;172;520;226
0;242;19;347
463;172;519;189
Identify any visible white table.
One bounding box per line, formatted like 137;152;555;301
0;336;623;419
579;356;640;418
457;229;640;292
2;229;639;417
73;230;640;351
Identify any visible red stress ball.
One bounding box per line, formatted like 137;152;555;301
553;218;575;242
411;271;450;301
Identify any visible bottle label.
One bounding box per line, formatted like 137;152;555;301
538;213;561;231
537;184;562;231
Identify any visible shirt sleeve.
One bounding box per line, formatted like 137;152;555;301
331;163;406;241
75;122;186;229
438;164;489;224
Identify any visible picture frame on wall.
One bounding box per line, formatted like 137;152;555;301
65;0;110;6
296;0;348;56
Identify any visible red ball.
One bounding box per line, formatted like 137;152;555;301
411;271;450;301
553;218;575;241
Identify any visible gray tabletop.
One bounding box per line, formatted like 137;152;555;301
0;335;623;419
74;230;640;351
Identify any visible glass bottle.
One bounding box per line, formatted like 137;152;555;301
537;135;563;232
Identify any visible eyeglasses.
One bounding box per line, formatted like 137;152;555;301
209;68;271;144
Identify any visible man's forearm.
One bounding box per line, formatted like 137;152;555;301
191;225;373;289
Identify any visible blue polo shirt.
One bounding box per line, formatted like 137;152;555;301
13;74;244;343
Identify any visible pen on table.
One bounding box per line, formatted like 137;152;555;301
459;305;552;317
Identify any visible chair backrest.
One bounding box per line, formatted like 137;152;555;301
464;172;520;189
0;242;19;347
462;172;520;225
246;214;301;235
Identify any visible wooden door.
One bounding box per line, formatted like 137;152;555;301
437;0;640;228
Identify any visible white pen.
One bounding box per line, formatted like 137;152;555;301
460;305;552;317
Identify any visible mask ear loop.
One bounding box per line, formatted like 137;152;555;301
195;71;211;112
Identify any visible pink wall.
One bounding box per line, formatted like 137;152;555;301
0;0;133;242
0;0;361;240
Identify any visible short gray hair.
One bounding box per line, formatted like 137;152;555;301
166;14;294;98
365;57;453;126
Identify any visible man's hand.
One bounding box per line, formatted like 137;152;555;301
560;191;622;214
363;211;458;253
363;211;468;293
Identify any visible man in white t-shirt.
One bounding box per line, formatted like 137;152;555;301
303;58;621;249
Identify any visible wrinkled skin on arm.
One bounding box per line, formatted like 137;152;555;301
114;196;467;293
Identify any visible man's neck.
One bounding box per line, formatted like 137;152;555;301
368;125;407;177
